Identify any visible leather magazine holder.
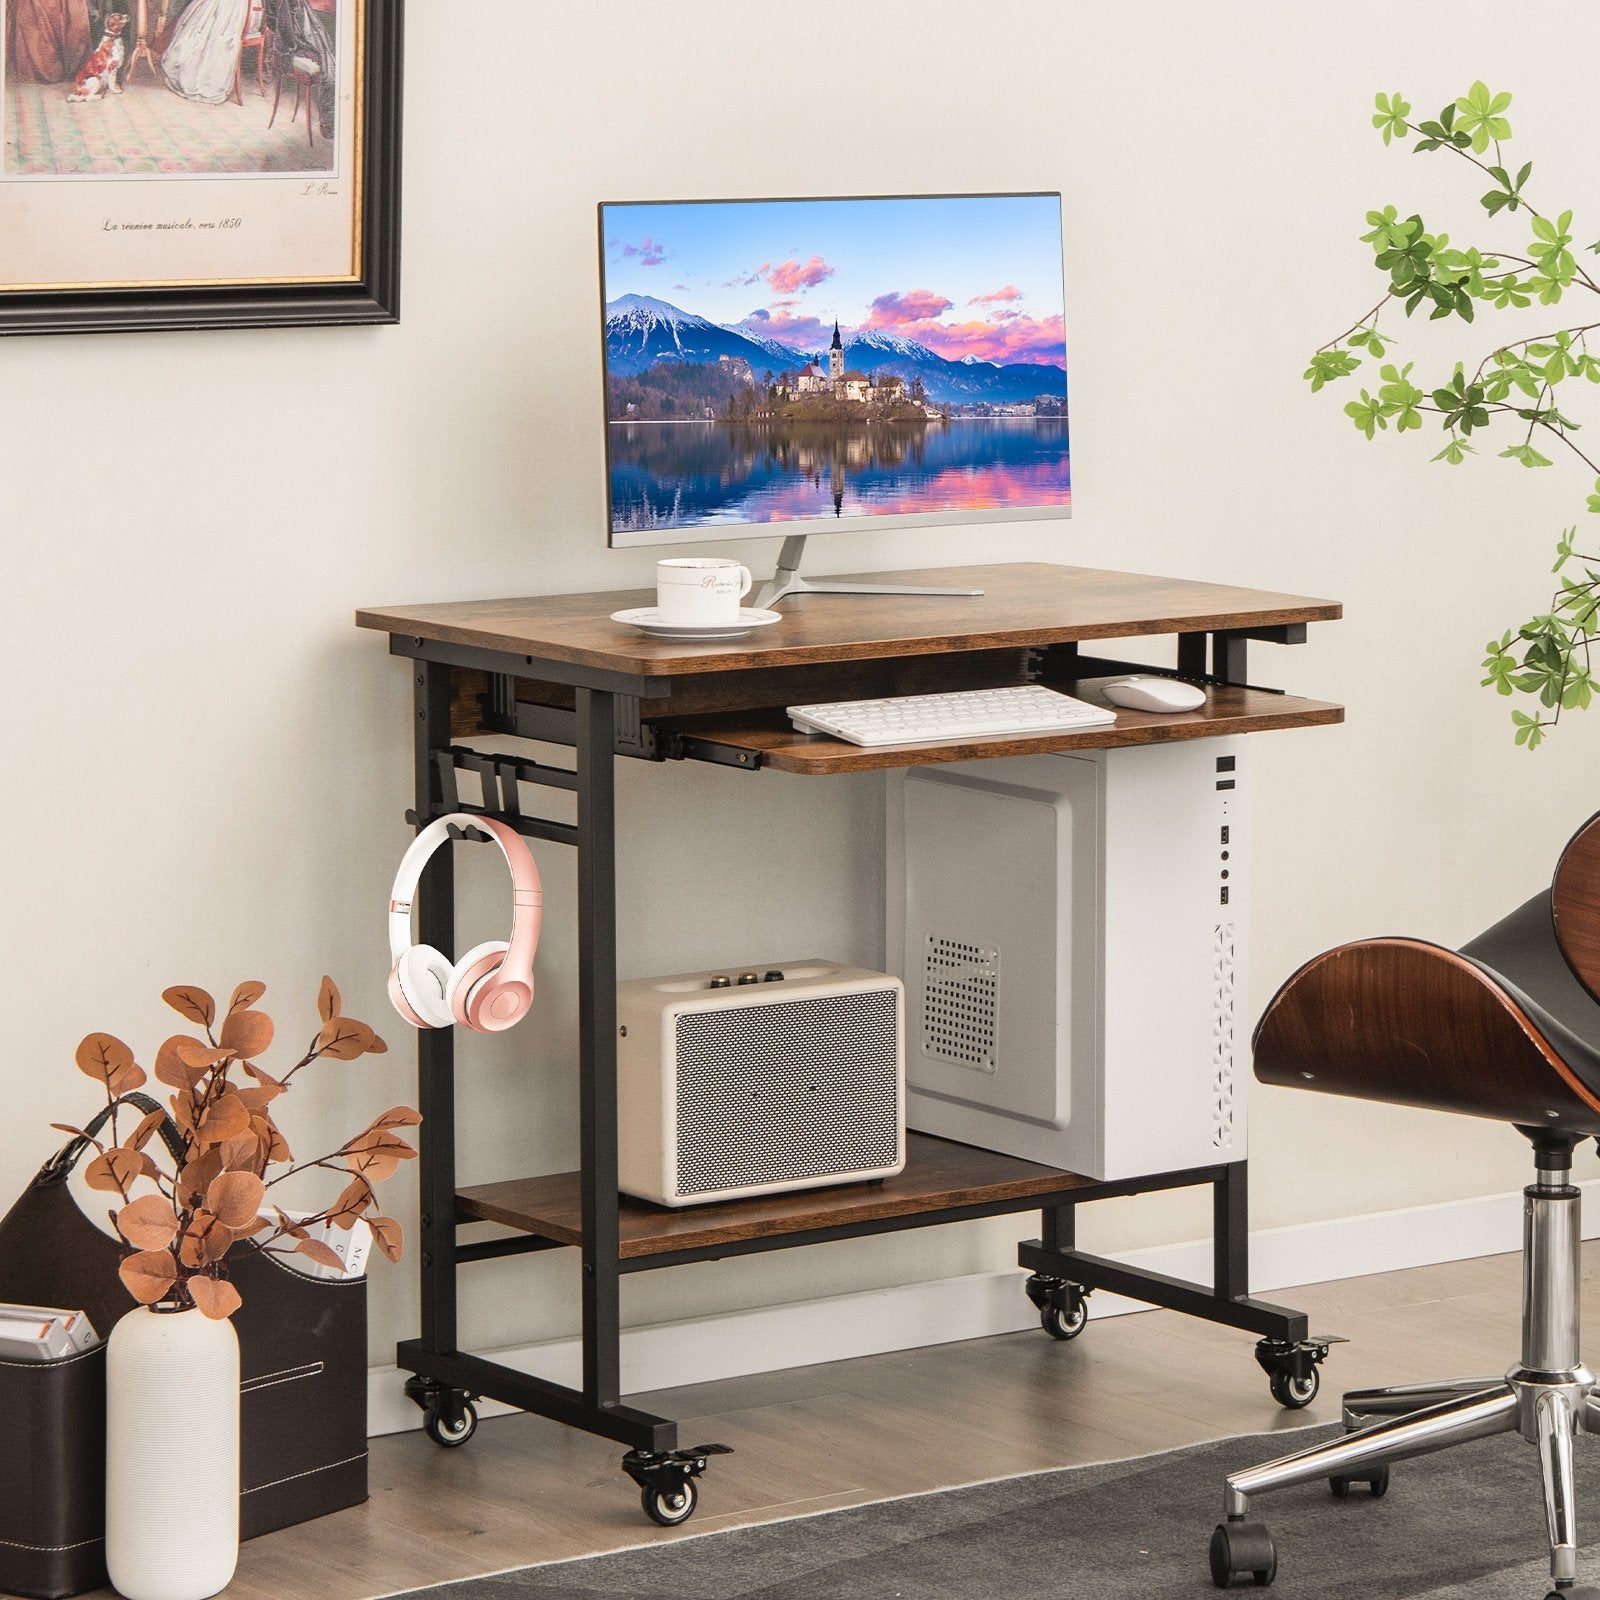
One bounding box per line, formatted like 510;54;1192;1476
0;1096;368;1600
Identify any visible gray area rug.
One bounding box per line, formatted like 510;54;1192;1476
389;1424;1595;1599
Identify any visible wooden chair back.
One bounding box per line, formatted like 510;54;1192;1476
1553;811;1600;1004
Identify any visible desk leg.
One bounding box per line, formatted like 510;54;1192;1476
414;661;458;1356
576;687;628;1417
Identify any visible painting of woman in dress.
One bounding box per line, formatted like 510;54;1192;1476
158;0;247;104
6;0;91;83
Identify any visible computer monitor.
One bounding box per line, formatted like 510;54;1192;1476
598;193;1069;604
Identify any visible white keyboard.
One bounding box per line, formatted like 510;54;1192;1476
787;684;1117;747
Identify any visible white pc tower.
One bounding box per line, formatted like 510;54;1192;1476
885;739;1246;1182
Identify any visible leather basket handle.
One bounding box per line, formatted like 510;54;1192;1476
36;1092;187;1186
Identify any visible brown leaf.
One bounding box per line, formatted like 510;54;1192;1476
273;1207;310;1240
367;1106;422;1131
162;986;215;1027
228;981;266;1016
169;1093;197;1136
238;1083;284;1111
231;1214;270;1240
367;1214;404;1263
189;1275;241;1320
127;1108;168;1152
219;1009;273;1059
265;1126;292;1164
85;1147;151;1194
50;1122;91;1140
196;1090;251;1146
239;1062;284;1088
317;975;341;1024
218;1133;260;1173
206;1170;265;1229
178;1149;224;1207
180;1212;230;1268
316;1017;375;1061
116;1195;179;1250
327;1177;374;1228
296;1237;347;1273
118;1249;178;1304
344;1148;399;1182
174;1037;234;1071
75;1032;133;1085
107;1061;147;1097
366;1030;388;1055
154;1036;205;1091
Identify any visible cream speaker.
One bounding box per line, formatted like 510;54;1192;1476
615;961;905;1207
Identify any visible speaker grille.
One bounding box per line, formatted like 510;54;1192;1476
674;989;901;1196
922;935;998;1072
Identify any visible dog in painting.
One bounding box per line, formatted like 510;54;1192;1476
67;14;128;102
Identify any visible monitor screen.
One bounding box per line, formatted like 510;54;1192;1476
599;193;1069;548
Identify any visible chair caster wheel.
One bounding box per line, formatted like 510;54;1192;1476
1025;1273;1090;1340
641;1477;698;1527
1329;1464;1388;1498
1544;1589;1600;1600
1209;1519;1277;1587
423;1398;478;1448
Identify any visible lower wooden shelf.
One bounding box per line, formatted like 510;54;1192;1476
455;1132;1099;1261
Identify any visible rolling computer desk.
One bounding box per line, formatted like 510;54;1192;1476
356;562;1344;1524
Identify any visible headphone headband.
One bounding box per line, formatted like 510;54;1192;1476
388;814;543;965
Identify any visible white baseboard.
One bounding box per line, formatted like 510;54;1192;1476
367;1177;1600;1436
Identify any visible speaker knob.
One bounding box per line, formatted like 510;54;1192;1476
708;975;733;989
736;972;759;985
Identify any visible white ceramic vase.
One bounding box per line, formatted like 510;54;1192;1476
106;1304;239;1600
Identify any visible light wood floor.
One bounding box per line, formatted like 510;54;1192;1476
54;1245;1581;1600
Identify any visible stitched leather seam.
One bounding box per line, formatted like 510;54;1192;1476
240;1360;323;1394
0;1344;102;1370
0;1533;102;1552
241;1449;368;1495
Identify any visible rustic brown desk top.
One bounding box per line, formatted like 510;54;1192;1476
356;563;1341;680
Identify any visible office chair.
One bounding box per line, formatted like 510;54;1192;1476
1210;811;1600;1598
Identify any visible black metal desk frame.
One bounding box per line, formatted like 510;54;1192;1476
380;617;1329;1518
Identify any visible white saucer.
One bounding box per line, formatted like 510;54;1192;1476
610;606;783;640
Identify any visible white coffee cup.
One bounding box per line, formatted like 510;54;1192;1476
656;558;753;626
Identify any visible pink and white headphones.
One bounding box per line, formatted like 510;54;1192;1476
387;814;543;1033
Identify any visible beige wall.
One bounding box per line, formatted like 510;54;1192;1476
4;0;1599;1364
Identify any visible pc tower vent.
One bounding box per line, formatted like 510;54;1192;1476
1211;922;1237;1150
673;990;900;1197
922;934;999;1072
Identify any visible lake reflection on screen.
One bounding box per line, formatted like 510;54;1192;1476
606;417;1070;534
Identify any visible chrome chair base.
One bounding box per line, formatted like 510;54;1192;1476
1212;1152;1597;1595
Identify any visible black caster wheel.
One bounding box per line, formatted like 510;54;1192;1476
1543;1589;1600;1599
641;1477;699;1527
1025;1274;1091;1341
1041;1291;1089;1341
424;1400;478;1448
1209;1519;1277;1588
1268;1366;1319;1409
1329;1464;1388;1498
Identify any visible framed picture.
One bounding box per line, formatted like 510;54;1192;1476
0;0;399;334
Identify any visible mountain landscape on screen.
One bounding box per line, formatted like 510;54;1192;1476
599;194;1071;536
604;293;1068;410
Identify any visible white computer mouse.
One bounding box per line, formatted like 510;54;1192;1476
1102;676;1207;713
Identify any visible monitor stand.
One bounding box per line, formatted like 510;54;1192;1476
754;535;986;610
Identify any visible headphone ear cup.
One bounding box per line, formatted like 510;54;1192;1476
394;945;455;1029
446;940;511;1029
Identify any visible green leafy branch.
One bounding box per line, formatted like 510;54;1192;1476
1309;83;1600;743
